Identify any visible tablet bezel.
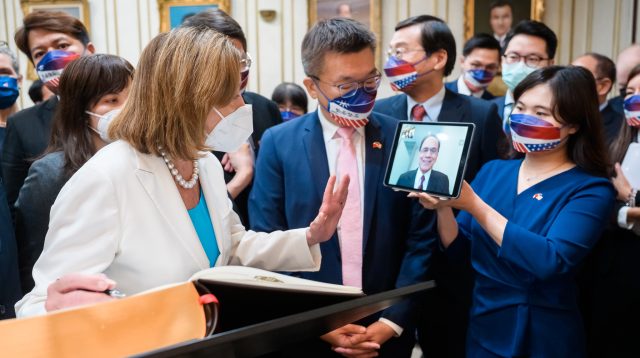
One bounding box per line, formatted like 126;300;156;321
383;121;475;199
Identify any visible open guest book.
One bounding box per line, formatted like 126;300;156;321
1;266;363;358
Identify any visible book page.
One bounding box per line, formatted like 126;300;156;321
190;266;363;296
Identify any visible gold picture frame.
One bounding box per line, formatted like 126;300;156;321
20;0;91;80
158;0;231;33
308;0;382;69
464;0;545;40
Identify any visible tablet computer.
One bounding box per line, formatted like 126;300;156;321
384;121;475;198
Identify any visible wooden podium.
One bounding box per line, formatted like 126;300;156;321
135;281;435;358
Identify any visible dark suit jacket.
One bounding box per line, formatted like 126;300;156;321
491;95;507;120
213;91;282;226
602;100;624;145
1;96;58;209
374;89;503;181
445;79;496;100
248;111;436;353
0;178;21;319
397;169;450;194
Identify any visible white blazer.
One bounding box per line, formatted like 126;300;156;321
16;141;321;317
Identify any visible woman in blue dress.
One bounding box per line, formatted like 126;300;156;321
411;66;615;357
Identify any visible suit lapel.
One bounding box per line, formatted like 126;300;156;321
390;93;409;121
362;116;384;250
134;150;209;269
438;89;467;123
302;112;331;201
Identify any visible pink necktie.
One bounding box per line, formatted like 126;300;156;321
419;174;425;190
336;127;363;288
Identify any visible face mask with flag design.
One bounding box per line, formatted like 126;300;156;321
463;69;495;92
316;84;376;128
36;50;80;95
383;55;428;91
624;95;640;127
509;113;564;153
0;76;19;109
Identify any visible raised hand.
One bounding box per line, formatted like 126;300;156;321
306;175;350;246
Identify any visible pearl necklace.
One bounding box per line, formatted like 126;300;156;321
158;146;199;189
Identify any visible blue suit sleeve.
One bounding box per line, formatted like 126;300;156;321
248;129;288;231
498;181;615;280
381;201;437;329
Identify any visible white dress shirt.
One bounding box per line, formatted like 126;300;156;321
316;108;403;336
406;85;446;122
617;131;640;235
414;169;432;190
503;90;515;122
457;75;485;98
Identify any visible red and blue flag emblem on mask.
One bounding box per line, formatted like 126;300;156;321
624;95;640;127
383;56;418;91
36;50;80;94
509;113;563;153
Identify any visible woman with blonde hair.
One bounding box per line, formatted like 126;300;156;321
16;27;348;317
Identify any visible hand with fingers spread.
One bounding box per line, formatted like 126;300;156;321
321;324;380;358
45;273;117;312
306;175;350;246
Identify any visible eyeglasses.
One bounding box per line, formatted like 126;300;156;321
311;73;382;98
503;53;549;68
387;47;426;60
240;52;252;72
420;147;438;154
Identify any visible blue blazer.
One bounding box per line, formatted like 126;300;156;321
374;89;503;181
0;178;22;319
248;111;436;330
445;79;496;100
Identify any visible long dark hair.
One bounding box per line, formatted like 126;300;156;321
610;64;640;165
47;54;133;178
513;65;610;177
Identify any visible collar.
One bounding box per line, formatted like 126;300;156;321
505;90;515;106
407;85;446;120
317;107;365;142
599;100;608;112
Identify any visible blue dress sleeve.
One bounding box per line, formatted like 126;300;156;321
498;179;615;280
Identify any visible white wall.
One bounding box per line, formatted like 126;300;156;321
1;0;637;110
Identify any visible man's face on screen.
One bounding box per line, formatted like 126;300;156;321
419;136;439;173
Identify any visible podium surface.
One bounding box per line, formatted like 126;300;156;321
136;281;435;358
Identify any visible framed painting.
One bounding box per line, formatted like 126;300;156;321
464;0;545;40
158;0;231;32
308;0;382;68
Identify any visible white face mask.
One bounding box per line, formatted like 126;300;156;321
205;104;254;152
86;109;121;143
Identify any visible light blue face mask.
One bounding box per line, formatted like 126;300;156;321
502;61;537;92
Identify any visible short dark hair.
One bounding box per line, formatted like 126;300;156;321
301;17;375;77
580;52;616;83
489;0;513;13
504;20;558;59
28;79;45;103
463;33;501;57
514;66;610;177
395;15;456;76
420;134;440;152
48;54;134;178
180;9;247;51
271;82;308;113
15;10;91;62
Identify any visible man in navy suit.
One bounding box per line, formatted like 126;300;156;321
249;18;435;357
374;15;503;357
445;34;501;101
573;52;624;145
397;135;449;194
490;20;557;126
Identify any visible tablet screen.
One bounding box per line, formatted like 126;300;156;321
384;121;475;198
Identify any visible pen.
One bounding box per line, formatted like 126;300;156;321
104;289;126;299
